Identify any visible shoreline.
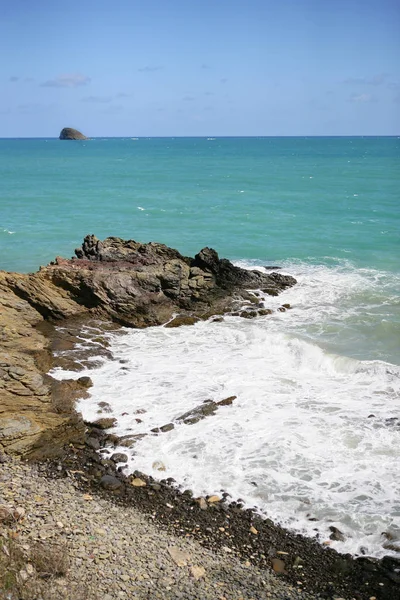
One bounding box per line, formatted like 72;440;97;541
1;236;399;599
3;427;398;600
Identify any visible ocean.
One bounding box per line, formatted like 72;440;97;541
1;136;399;558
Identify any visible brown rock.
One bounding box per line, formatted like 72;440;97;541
165;316;200;328
131;478;146;487
207;495;220;503
216;396;237;407
272;558;286;573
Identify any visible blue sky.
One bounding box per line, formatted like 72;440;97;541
1;0;399;136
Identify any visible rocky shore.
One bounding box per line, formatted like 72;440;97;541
1;236;399;599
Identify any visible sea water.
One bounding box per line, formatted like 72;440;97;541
1;137;399;557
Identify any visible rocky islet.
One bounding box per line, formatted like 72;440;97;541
59;127;88;140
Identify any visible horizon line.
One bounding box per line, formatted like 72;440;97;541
1;134;399;140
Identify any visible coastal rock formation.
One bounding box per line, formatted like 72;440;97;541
59;127;88;140
0;273;85;458
0;235;296;458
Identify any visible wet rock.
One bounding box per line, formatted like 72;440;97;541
152;460;166;471
176;396;236;426
240;310;257;319
90;418;117;430
86;437;101;451
217;396;236;407
111;453;128;463
329;526;346;542
164;316;200;328
151;423;175;434
77;376;93;388
258;308;273;316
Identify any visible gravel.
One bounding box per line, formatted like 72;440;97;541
0;457;318;600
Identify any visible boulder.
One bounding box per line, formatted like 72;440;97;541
59;127;87;140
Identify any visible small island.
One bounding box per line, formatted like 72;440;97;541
59;127;88;140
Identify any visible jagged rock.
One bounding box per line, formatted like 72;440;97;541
329;526;345;542
0;273;85;459
59;127;87;140
0;236;296;458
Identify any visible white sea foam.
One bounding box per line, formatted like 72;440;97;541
52;260;400;558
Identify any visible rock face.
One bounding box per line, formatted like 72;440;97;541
0;235;296;458
59;127;87;140
0;273;85;458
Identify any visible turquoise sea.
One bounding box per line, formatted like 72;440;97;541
2;137;400;556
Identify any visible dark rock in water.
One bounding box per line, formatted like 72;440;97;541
264;266;282;270
177;397;237;425
217;396;236;406
77;376;93;388
151;423;175;434
59;127;87;140
90;417;117;430
329;526;345;542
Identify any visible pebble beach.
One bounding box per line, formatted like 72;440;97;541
1;455;318;600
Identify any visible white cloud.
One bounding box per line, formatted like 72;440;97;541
349;93;376;103
41;73;91;88
344;73;388;86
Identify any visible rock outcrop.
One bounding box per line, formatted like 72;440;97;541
0;273;85;458
0;235;296;458
59;127;88;140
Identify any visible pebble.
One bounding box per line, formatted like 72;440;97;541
0;458;321;600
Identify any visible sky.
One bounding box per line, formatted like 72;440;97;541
1;0;399;137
